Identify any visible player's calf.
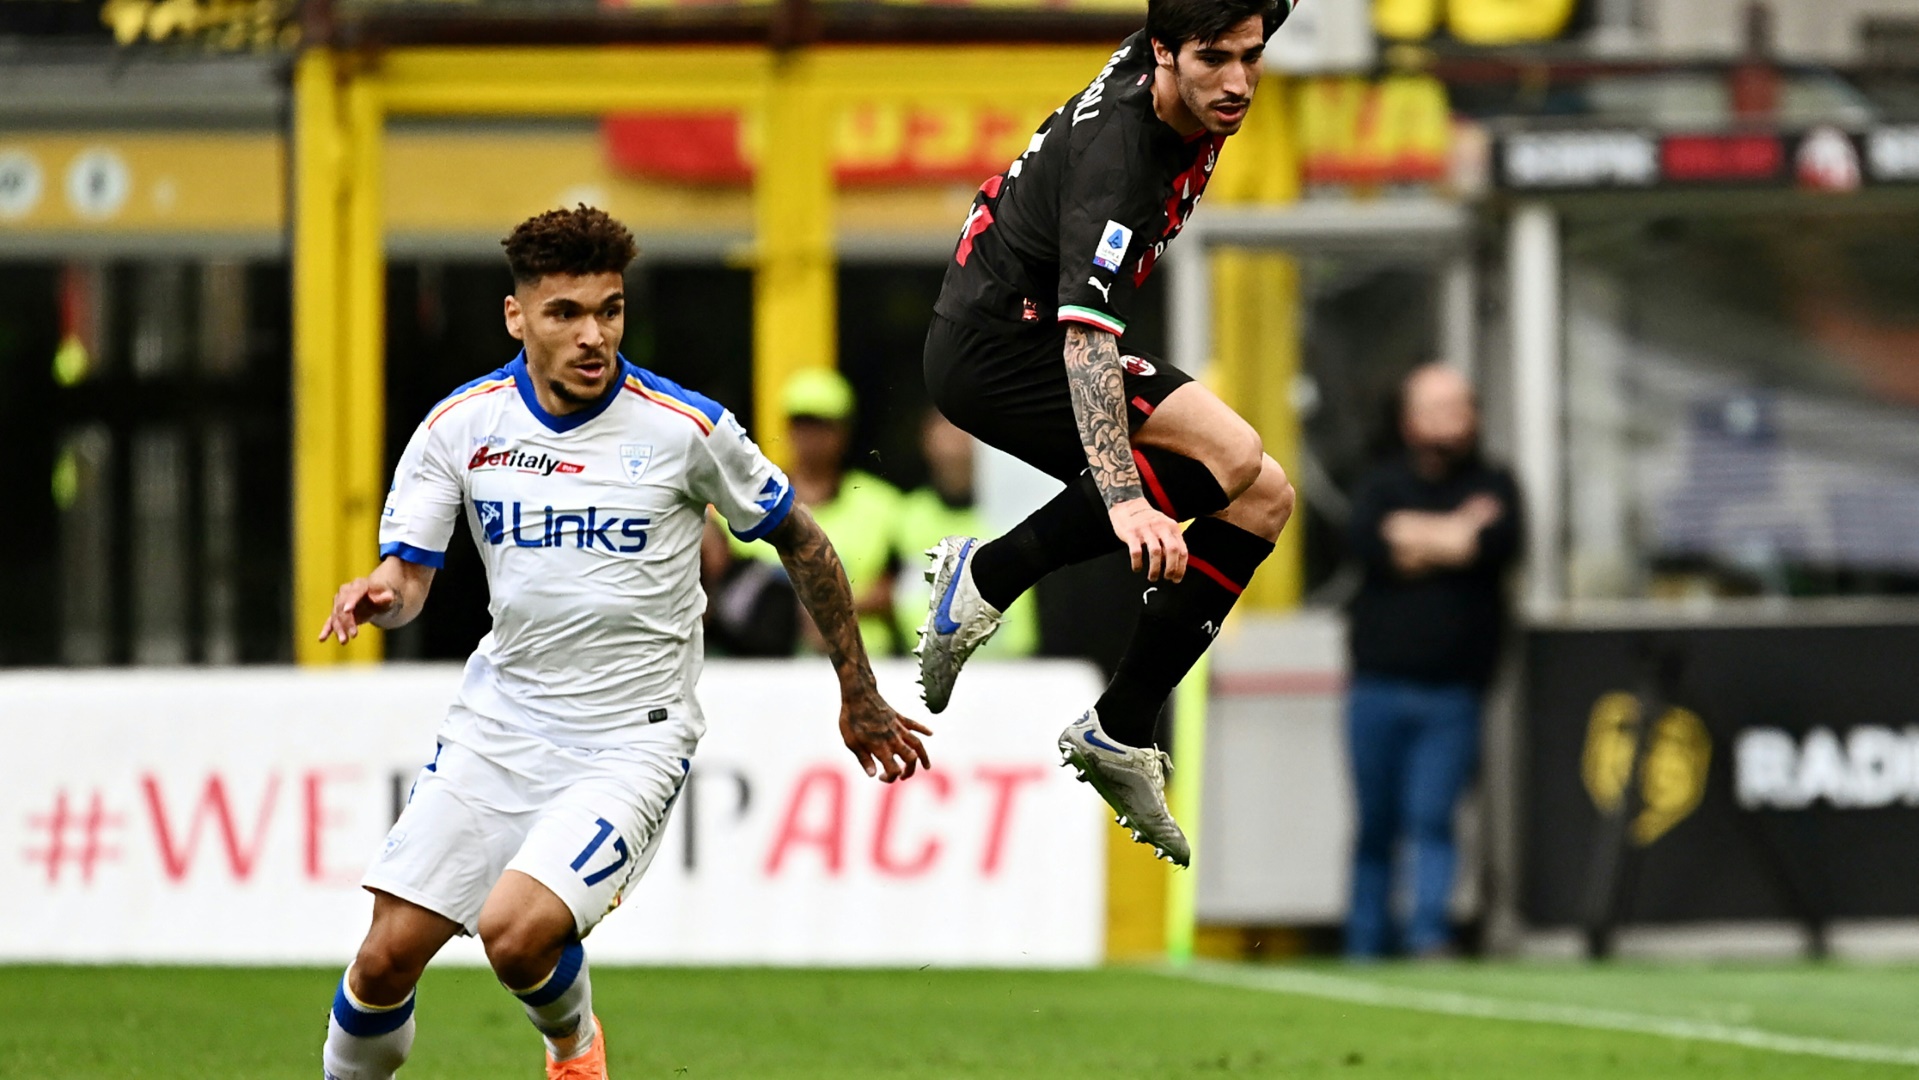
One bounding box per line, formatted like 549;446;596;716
324;892;459;1080
480;872;600;1066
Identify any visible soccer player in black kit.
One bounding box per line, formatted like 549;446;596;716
915;0;1298;866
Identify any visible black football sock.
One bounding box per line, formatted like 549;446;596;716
1094;517;1274;748
968;473;1120;611
969;447;1234;612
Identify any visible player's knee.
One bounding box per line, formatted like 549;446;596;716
351;939;427;1003
1226;456;1294;537
1217;426;1265;500
478;909;570;987
1261;457;1297;524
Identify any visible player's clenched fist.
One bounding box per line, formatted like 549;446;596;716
318;577;397;644
1109;497;1188;583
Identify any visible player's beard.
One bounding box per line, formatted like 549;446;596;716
1175;62;1251;136
548;363;615;407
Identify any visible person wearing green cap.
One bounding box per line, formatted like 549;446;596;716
725;368;906;655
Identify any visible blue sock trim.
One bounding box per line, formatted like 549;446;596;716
513;942;585;1008
331;979;415;1038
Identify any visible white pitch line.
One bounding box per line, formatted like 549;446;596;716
1163;962;1919;1068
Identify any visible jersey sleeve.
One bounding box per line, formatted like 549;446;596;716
690;410;795;543
1056;124;1159;337
378;420;466;568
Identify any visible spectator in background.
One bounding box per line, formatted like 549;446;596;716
722;369;904;655
894;410;1038;660
701;519;798;657
1344;363;1520;959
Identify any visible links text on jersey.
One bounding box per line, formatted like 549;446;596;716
474;500;651;553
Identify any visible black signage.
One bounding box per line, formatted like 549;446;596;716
1523;623;1919;928
1497;125;1919;193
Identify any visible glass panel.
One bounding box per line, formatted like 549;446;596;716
201;425;239;665
199;260;249;377
130;427;190;665
131;262;192;379
1564;210;1919;600
57;426;115;666
1299;256;1444;604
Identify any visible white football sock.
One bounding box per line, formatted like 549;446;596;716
509;941;594;1061
322;970;416;1080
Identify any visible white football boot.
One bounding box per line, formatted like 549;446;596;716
1057;709;1190;867
915;535;1003;713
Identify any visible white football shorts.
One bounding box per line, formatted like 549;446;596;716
363;704;695;938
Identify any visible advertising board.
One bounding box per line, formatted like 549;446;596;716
0;661;1105;966
1523;625;1919;927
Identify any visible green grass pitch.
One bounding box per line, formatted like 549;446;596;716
2;962;1915;1078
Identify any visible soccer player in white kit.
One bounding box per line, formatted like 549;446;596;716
314;207;931;1080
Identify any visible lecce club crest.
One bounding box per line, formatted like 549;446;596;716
620;444;655;485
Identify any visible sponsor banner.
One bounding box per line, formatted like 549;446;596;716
0;661;1105;965
1298;74;1453;189
1499;126;1919;193
599;0;1139;10
1499;130;1662;190
1523;624;1919;925
604;100;1056;187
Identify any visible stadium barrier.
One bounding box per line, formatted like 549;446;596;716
1524;621;1919;943
0;661;1105;967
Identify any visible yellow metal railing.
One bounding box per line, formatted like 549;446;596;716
292;42;1113;665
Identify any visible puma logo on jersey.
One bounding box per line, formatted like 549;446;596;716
1087;277;1112;302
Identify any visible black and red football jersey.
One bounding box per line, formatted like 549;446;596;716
933;31;1228;342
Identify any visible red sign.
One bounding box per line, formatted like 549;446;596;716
1662;135;1784;183
605;101;1048;187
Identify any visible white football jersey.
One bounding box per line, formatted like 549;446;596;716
380;352;793;748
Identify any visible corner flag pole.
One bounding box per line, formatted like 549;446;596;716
1165;651;1210;966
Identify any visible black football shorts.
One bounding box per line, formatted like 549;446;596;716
922;313;1195;483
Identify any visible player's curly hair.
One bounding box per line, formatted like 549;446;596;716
1146;0;1290;52
501;205;639;285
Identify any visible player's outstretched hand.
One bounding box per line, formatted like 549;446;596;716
840;693;933;783
1109;497;1187;583
318;577;398;645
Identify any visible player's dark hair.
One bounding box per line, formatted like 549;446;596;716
501;205;638;286
1146;0;1287;53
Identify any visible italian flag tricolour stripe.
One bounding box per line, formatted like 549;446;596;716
1058;305;1126;335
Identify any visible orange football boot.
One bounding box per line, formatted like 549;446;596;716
546;1015;607;1080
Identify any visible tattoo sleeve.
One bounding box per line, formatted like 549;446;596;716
1063;325;1143;508
767;504;877;693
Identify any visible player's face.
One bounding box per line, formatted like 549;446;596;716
504;271;626;411
1160;17;1267;136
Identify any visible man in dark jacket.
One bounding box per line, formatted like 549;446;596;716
1345;363;1520;958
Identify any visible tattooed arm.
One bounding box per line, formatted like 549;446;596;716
766;503;932;781
1063;324;1187;582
